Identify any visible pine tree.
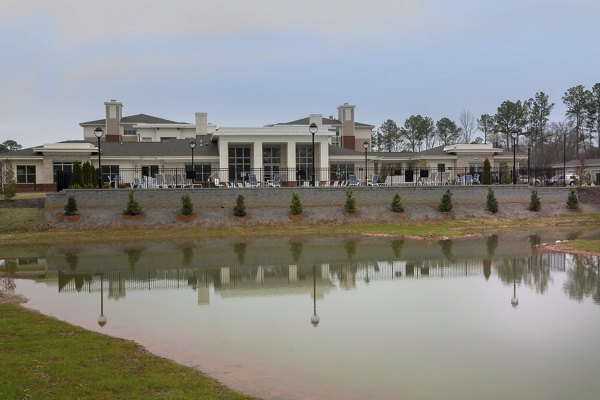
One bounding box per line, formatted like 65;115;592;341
528;190;541;212
482;158;491;184
501;164;511;184
567;189;579;210
70;162;83;188
125;191;142;215
290;192;302;215
234;194;247;217
391;192;404;213
344;188;357;213
64;195;78;216
180;194;193;215
438;190;453;212
486;187;498;213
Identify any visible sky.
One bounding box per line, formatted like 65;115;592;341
1;0;599;149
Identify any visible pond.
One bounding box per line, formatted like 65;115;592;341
2;230;600;400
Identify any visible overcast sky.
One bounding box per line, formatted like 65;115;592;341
1;0;599;149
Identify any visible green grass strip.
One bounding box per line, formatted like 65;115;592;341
0;304;259;400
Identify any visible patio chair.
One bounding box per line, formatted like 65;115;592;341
367;175;381;186
111;175;124;188
348;175;359;186
268;174;281;187
247;174;259;188
472;174;480;184
131;177;141;189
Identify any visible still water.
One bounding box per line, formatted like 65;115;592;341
2;231;600;400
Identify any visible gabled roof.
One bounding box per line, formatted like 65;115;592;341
98;137;218;157
80;114;183;126
271;117;374;128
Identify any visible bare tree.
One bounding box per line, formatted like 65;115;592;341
458;110;476;143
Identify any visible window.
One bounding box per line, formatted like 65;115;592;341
186;164;211;181
296;145;313;179
330;163;355;180
141;165;159;178
160;137;176;142
123;125;137;136
53;162;74;183
228;145;251;182
263;146;281;181
141;137;152;142
437;164;446;172
16;165;36;183
101;165;120;183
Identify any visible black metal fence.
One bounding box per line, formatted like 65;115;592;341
87;165;571;188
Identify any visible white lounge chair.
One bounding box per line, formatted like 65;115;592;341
348;175;359;186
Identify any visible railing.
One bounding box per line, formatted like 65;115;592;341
88;166;563;189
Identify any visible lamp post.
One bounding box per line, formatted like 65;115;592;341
94;127;104;188
189;138;196;183
511;261;519;308
563;128;567;187
309;123;318;187
363;140;369;185
527;145;531;186
510;129;519;184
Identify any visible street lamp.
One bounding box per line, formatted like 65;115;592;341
309;123;318;187
363;140;369;185
189;138;196;183
510;129;519;184
527;145;531;186
94;127;104;188
563;128;567;187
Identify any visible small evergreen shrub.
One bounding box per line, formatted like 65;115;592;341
125;191;142;215
391;192;404;213
71;162;83;188
528;189;541;212
567;189;579;210
486;187;498;213
64;195;78;216
180;194;193;215
234;194;247;217
438;190;453;212
344;188;357;213
2;181;16;200
501;164;511;184
290;192;302;215
482;158;491;184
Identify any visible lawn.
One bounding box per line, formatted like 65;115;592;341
0;302;259;400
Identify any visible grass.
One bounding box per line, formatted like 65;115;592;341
564;240;600;254
0;303;259;400
0;208;48;234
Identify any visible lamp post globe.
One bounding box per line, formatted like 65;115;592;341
309;123;318;187
510;130;518;184
94;127;104;188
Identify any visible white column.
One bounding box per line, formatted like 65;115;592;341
287;141;297;184
253;141;263;181
218;139;229;182
318;138;328;182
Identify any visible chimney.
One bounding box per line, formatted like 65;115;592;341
337;103;356;150
195;112;208;135
309;114;322;127
104;100;123;140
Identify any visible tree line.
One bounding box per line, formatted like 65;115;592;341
371;83;600;167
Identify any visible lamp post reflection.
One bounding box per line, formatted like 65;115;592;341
310;265;320;327
97;273;107;327
511;261;519;308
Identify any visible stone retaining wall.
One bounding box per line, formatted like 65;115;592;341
45;185;572;210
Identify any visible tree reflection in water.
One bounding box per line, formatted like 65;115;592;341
564;255;600;304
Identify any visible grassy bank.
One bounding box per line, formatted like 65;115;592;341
563;240;600;254
2;212;600;245
0;302;258;400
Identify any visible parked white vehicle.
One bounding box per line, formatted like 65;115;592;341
547;173;578;186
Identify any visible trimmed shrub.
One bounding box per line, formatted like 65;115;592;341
501;164;511;184
391;192;404;213
234;194;247;217
344;188;357;213
567;189;579;210
486;187;498;213
2;181;16;200
180;194;193;215
528;189;541;212
290;192;302;215
70;162;83;188
438;190;453;212
482;158;491;184
64;195;78;216
125;191;142;215
0;160;16;200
